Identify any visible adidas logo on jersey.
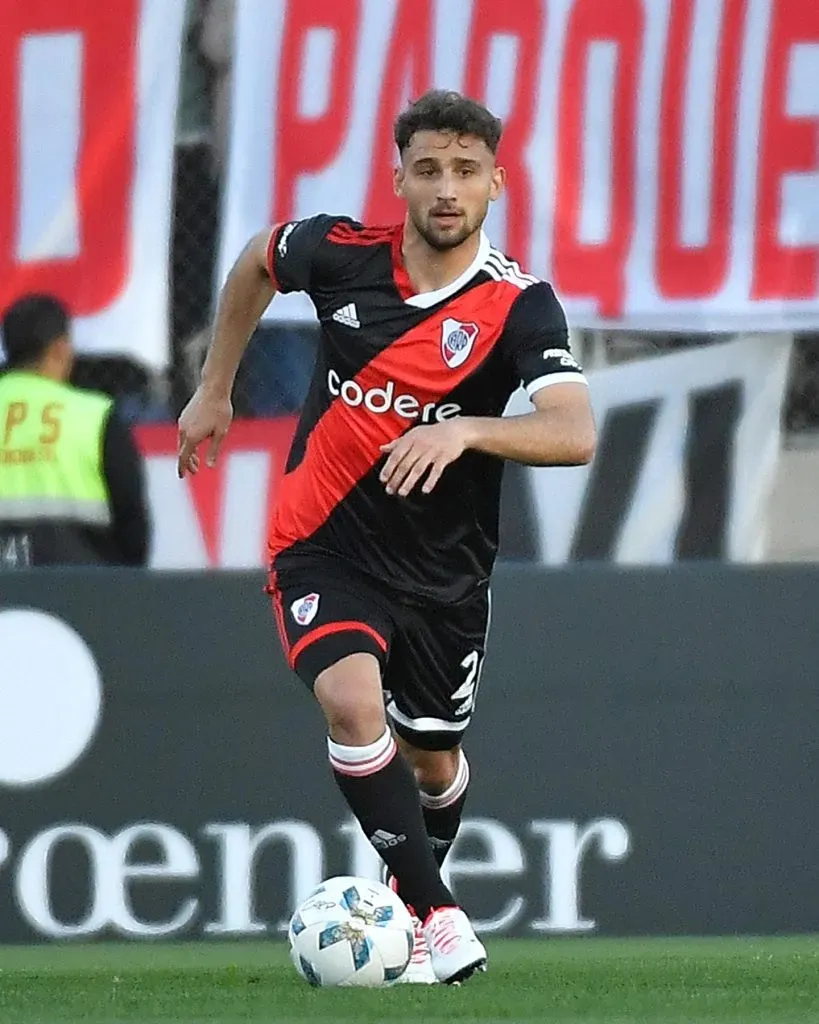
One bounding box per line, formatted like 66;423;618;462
332;303;360;328
369;829;407;850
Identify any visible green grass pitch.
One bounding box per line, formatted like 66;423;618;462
1;937;818;1023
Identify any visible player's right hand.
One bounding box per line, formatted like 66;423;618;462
177;385;234;479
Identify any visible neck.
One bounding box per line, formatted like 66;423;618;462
401;216;483;294
16;358;66;382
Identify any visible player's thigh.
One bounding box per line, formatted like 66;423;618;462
269;570;395;688
385;588;490;751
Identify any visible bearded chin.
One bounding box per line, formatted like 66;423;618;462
413;214;475;252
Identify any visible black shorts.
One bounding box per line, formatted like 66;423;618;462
268;560;490;750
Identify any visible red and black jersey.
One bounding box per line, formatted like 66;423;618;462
266;215;586;604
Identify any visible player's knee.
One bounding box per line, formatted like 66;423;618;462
318;686;385;744
314;653;385;744
402;744;461;794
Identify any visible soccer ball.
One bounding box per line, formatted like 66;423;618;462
288;875;414;987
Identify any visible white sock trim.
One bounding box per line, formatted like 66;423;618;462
328;728;396;777
419;750;470;810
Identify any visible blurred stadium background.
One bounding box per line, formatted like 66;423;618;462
2;0;817;563
2;3;819;1019
3;0;813;564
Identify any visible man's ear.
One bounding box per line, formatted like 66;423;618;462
489;165;507;202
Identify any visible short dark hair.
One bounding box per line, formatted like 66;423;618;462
1;294;70;368
394;90;503;156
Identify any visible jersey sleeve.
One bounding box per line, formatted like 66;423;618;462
266;214;352;295
501;281;587;398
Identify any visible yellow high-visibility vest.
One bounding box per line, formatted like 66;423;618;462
0;371;112;527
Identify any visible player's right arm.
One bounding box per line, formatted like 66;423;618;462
177;228;274;478
177;215;346;479
200;230;277;399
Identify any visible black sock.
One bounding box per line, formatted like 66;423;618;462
420;749;470;868
328;729;454;919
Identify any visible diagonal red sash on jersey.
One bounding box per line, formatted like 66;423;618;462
267;280;520;557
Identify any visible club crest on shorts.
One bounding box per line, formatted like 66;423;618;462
441;318;479;369
291;593;320;626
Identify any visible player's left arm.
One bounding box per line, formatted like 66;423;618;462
379;283;595;497
459;379;596;467
380;384;594;497
468;280;596;467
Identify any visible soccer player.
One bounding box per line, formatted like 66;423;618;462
178;90;596;985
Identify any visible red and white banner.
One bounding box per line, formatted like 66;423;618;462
0;0;185;370
220;0;819;332
136;418;297;569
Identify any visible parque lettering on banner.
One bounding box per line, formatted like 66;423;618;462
362;0;433;226
753;0;819;300
462;0;544;264
227;0;819;328
552;0;643;319
656;0;747;299
274;0;359;227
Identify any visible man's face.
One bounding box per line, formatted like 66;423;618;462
394;131;505;251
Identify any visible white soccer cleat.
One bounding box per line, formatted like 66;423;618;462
394;911;437;984
383;870;437;984
422;906;487;985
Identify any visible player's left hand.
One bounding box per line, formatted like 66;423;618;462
379;420;472;497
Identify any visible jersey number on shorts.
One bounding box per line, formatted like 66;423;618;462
452;650;483;717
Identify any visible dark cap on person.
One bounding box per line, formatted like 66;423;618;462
1;294;70;368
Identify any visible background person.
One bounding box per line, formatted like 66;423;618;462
0;295;151;568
